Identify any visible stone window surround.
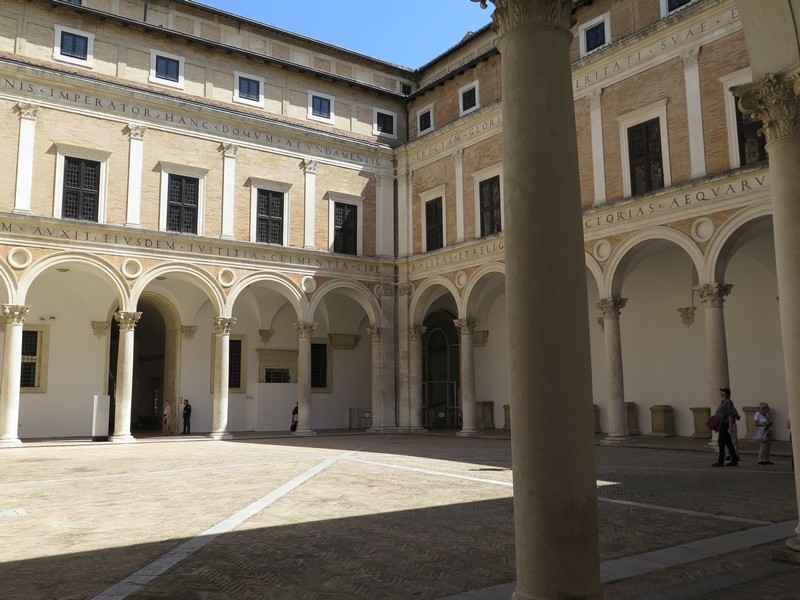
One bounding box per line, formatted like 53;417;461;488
233;70;265;108
256;341;332;392
578;12;611;57
54;143;111;224
616;99;672;198
420;184;447;253
327;191;363;256
53;25;95;68
417;103;435;137
249;177;292;246
149;49;185;90
372;107;398;139
459;80;481;116
21;325;49;394
210;334;246;394
471;163;504;239
308;91;336;125
719;67;753;171
158;162;208;235
660;0;697;18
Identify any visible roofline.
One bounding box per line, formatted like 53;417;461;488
414;23;494;74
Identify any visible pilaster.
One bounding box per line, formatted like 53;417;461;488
125;124;146;227
220;143;238;239
302;160;318;250
13;103;38;215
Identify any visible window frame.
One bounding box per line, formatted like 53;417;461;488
53;25;94;68
20;326;49;394
54;144;110;224
617;99;671;198
249;177;292;245
417;104;434;137
233;71;265;108
310;338;332;392
459;81;480;116
719;68;767;169
373;108;397;139
420;185;447;253
579;12;611;57
158;162;208;235
149;50;185;89
328;192;363;256
210;334;246;394
471;163;504;239
660;0;696;16
308;91;335;124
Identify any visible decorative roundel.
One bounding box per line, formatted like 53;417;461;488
593;240;612;262
7;247;32;269
218;268;236;287
455;271;468;289
121;258;143;278
301;276;317;293
691;218;715;242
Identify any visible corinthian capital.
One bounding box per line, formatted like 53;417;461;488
212;317;236;335
114;311;142;331
15;103;39;120
368;326;383;342
470;0;573;34
408;325;427;341
595;297;627;319
293;321;318;338
454;317;477;335
694;283;733;308
1;305;29;325
736;72;800;144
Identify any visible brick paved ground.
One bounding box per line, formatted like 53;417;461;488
0;432;798;599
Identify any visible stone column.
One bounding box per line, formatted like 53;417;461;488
0;305;29;446
472;1;602;597
220;143;237;239
302;160;317;250
125;124;146;227
596;298;629;442
408;325;426;430
588;90;607;205
111;311;142;442
682;48;707;178
367;326;385;432
293;321;317;435
13;103;38;215
209;316;235;440
455;317;480;436
737;71;800;553
694;283;732;416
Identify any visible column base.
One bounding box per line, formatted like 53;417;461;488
785;536;800;555
110;434;136;443
601;434;629;444
207;432;233;440
292;429;318;437
457;429;483;437
0;436;22;447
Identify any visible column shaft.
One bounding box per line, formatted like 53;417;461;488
597;298;628;441
294;322;317;435
111;311;141;442
0;305;29;445
456;318;479;435
209;317;235;440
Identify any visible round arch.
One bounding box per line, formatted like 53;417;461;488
705;204;773;282
130;263;225;316
585;253;604;295
409;275;462;325
227;271;307;322
463;262;505;318
0;259;18;305
309;279;381;326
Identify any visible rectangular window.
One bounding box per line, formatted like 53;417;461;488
479;176;502;237
375;110;395;136
584;23;606;53
425;197;444;252
238;77;260;101
628;118;664;195
63;157;100;222
155;55;180;82
265;368;291;383
736;106;767;166
21;330;39;389
311;343;327;389
228;338;242;390
333;202;358;255
167;174;199;234
461;86;477;113
419;109;432;133
667;0;692;11
256;189;284;245
60;31;88;60
312;95;331;119
64;0;81;4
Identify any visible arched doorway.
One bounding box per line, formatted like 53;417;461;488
422;310;460;429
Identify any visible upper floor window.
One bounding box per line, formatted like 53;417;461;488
234;71;264;108
479;175;502;237
661;0;695;16
735;107;767;166
308;91;335;124
720;69;768;170
460;82;480;116
159;162;207;235
579;13;611;57
256;189;285;245
374;109;397;138
418;105;434;136
63;157;100;222
149;51;184;89
53;26;94;67
328;192;362;256
628;119;664;195
425;197;444;252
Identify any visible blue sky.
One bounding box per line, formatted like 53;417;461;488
193;0;493;69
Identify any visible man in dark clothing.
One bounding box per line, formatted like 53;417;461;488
182;398;192;434
712;388;739;467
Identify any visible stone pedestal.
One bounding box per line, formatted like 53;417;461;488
625;402;640;436
503;404;510;431
650;405;674;437
743;406;758;440
691;406;711;438
476;401;494;429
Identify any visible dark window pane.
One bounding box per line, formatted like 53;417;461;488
21;330;38;388
311;343;327;389
425;197;443;251
333;202;358;255
256;189;284;245
239;77;260;101
265;369;291;383
156;56;180;81
585;23;606;52
419;110;431;131
376;112;394;135
628;119;664;195
228;339;242;389
312;95;330;118
479;176;502;237
736;106;767;165
166;174;199;234
62;157;100;222
61;31;88;59
462;87;477;112
667;0;692;11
